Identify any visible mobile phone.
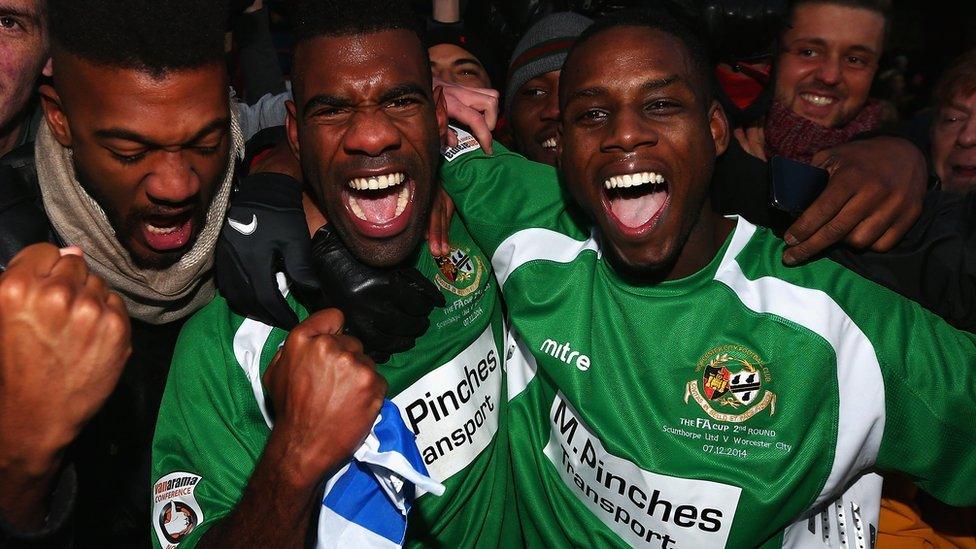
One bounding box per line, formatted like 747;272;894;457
769;156;829;214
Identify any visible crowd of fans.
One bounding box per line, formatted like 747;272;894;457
0;0;974;547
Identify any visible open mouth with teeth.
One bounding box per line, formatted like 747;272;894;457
341;171;415;238
799;92;837;107
602;171;670;235
541;137;558;150
141;214;195;252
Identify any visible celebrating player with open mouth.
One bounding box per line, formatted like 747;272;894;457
151;1;516;547
439;8;976;548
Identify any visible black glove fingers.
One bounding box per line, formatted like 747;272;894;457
399;267;448;307
254;259;300;330
283;237;321;292
365;311;431;338
389;271;445;316
216;238;265;320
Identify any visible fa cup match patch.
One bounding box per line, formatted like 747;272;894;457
434;244;484;297
684;345;776;423
441;126;481;162
152;472;204;548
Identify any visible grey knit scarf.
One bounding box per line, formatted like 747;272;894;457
34;111;244;324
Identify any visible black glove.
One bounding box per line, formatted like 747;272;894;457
216;172;320;329
306;224;446;363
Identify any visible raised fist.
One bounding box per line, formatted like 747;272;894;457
0;244;131;528
262;309;386;484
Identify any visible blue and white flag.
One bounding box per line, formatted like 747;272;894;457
316;400;445;548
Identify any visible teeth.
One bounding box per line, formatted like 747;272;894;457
146;223;178;235
348;195;367;220
800;93;835;106
347;172;406;191
602;172;666;189
347;185;410;221
394;186;409;217
542;137;557;149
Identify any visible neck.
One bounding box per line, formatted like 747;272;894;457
302;192;328;236
613;199;735;285
665;203;734;280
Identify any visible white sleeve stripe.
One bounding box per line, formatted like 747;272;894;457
230;273;290;429
490;228;600;289
232;319;275;429
505;327;539;401
714;218;886;510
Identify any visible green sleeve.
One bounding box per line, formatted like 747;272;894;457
438;139;587;256
740;232;976;506
869;298;976;505
796;256;976;505
150;299;272;547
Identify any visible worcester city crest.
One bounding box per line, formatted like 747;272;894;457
684;344;776;423
434;245;484;297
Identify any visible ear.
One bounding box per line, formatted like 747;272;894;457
285;99;301;160
39;84;72;148
433;85;450;147
708;100;730;156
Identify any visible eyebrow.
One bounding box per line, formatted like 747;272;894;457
304;84;429;116
789;37;828;49
451;57;484;69
642;75;680;91
0;3;38;22
565;75;680;103
377;83;429;104
847;44;879;57
94;117;229;147
303;93;354;116
790;37;878;57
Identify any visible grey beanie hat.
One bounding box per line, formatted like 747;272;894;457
505;12;593;114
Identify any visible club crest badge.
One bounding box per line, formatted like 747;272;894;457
434;245;484;297
684;345;776;423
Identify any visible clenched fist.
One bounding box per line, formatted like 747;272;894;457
0;244;131;528
262;309;386;487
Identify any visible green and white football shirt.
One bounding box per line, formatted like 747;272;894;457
150;214;517;548
439;141;976;548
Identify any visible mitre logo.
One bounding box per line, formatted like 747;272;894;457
684;344;775;423
539;338;591;371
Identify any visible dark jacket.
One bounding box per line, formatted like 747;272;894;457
0;145;188;548
713;138;976;333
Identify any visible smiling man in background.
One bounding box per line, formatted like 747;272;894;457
504;11;592;166
930;49;976;192
734;0;892;163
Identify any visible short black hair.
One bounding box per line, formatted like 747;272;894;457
564;8;716;104
289;0;423;45
47;0;227;77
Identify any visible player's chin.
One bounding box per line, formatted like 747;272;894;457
344;222;427;268
607;237;679;274
123;234;188;270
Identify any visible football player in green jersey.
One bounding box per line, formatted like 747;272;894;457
150;1;514;547
435;8;976;548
